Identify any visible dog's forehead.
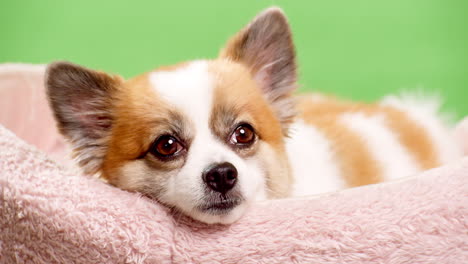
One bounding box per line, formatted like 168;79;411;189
148;61;214;125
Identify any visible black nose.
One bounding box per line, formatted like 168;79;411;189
202;162;238;194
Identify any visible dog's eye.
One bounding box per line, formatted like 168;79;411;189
230;124;255;146
150;135;183;158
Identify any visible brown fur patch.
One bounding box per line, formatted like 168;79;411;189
101;72;192;184
383;108;440;169
207;60;293;197
296;95;439;187
219;7;297;135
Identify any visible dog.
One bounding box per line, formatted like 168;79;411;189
45;7;461;224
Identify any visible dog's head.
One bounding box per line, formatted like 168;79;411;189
46;7;297;224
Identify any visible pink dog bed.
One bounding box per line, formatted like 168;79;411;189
1;64;467;263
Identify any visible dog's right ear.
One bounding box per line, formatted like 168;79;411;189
46;61;122;175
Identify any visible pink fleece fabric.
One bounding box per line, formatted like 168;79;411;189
1;64;467;263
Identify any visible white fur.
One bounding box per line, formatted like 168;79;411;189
149;61;213;131
340;113;421;181
286;120;345;196
117;160;154;191
164;134;264;224
148;61;265;224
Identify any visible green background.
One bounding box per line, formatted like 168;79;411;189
1;1;467;118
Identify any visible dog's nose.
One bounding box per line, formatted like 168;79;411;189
202;162;238;194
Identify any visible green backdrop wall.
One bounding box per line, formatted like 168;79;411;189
1;1;467;118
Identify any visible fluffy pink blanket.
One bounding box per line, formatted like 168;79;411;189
1;64;467;263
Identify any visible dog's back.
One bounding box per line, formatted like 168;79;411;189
287;94;461;196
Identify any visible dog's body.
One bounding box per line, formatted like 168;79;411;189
46;7;461;224
288;94;460;196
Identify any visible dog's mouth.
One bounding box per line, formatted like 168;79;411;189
198;196;243;215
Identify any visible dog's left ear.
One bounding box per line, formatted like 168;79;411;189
220;7;297;133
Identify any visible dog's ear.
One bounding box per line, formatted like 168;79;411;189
220;7;297;133
46;61;122;175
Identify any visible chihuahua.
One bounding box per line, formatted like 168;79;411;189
46;7;461;224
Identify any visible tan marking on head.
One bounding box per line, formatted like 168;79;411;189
219;7;297;135
101;71;189;184
207;59;293;197
155;62;189;72
297;96;439;186
208;60;285;146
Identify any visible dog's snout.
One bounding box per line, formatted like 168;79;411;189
202;162;238;194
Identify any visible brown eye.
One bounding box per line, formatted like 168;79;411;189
230;124;255;146
150;135;183;158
